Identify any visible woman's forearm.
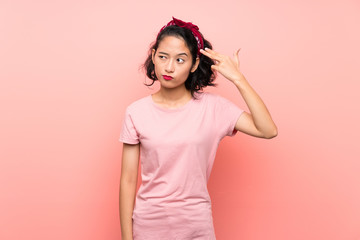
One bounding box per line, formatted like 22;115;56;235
120;179;137;240
199;47;277;138
233;75;277;138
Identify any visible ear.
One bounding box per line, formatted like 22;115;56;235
190;57;200;73
151;49;156;64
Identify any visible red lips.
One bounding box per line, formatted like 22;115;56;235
163;75;173;80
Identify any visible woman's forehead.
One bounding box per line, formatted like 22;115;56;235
157;36;191;55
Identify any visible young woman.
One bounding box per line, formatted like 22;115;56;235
119;17;277;240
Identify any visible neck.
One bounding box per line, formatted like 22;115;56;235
157;85;192;103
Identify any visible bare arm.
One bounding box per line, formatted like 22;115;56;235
119;142;140;240
200;47;277;139
233;78;278;139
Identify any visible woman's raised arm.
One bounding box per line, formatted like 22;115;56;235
200;48;278;139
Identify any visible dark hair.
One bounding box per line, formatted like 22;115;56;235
142;25;217;99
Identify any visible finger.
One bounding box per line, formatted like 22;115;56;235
200;48;222;62
204;47;219;55
201;49;222;62
205;47;226;60
233;50;239;67
235;48;241;68
211;64;219;72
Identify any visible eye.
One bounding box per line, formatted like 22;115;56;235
177;58;185;63
159;55;166;60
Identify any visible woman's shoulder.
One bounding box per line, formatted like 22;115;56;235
198;91;237;107
198;91;222;101
125;95;151;112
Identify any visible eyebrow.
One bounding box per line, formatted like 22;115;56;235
158;52;188;57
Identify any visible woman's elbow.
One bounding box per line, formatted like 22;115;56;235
263;126;278;139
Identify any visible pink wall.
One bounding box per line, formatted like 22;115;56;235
1;0;359;239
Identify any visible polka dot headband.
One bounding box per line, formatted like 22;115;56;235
157;16;204;57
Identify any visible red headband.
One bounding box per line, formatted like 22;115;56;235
157;17;204;57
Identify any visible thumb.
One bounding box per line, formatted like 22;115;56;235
211;65;219;72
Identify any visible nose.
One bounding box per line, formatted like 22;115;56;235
165;59;175;73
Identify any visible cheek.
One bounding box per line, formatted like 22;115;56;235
153;61;161;73
179;64;193;75
154;65;161;77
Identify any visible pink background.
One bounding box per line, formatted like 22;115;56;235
1;0;359;239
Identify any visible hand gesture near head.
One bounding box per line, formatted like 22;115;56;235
200;48;245;83
201;47;278;139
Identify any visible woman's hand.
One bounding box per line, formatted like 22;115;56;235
200;47;246;83
201;47;278;139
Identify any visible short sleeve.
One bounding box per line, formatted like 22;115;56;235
214;94;244;139
119;107;139;144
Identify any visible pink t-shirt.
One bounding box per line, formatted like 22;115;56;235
119;91;244;240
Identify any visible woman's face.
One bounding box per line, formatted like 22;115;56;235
152;35;199;90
